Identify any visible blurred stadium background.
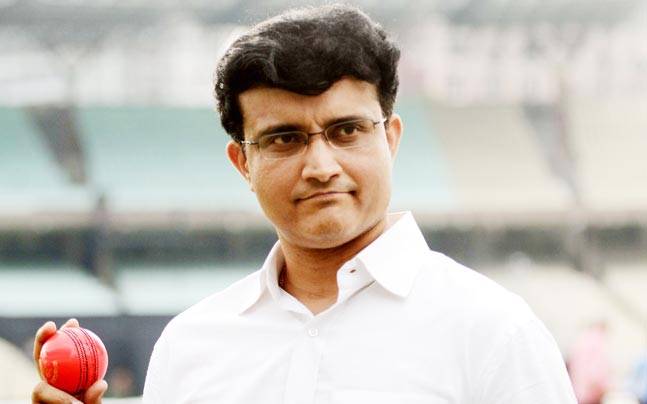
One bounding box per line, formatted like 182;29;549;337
1;0;646;402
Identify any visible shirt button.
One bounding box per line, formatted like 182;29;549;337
307;328;319;337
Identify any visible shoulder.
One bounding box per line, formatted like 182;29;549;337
415;250;538;329
417;250;527;306
160;269;263;339
144;269;263;401
414;253;573;402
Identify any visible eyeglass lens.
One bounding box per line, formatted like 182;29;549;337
258;119;379;159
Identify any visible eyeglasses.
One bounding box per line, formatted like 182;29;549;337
239;117;387;160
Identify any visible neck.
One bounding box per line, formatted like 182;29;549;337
277;216;388;314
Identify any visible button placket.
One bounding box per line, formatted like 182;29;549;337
283;321;326;404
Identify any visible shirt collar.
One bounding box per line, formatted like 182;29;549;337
264;241;285;304
236;211;428;314
354;211;428;297
234;241;281;314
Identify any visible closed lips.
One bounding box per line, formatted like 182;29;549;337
301;191;348;200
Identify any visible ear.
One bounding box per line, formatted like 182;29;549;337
226;140;254;191
384;113;403;161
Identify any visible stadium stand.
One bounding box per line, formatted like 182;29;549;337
427;103;574;213
604;260;647;321
3;2;646;402
114;262;255;315
0;262;120;317
568;97;647;212
0;337;37;400
482;262;647;384
390;99;455;213
0;107;92;218
78;107;259;215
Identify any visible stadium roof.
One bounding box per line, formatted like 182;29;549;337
0;0;642;49
448;0;640;25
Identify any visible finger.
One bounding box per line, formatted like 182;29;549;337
82;379;108;404
33;319;80;370
33;321;57;368
32;380;83;404
62;318;79;329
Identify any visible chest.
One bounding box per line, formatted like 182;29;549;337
166;299;473;404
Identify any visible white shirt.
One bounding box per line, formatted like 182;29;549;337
143;212;576;404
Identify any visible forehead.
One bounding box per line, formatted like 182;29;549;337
238;78;381;135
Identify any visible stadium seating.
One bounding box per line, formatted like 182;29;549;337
481;262;647;383
114;262;256;315
428;103;573;213
0;338;37;400
0;262;120;317
390;99;455;213
604;260;647;321
0;107;92;215
78;107;259;213
568;98;647;211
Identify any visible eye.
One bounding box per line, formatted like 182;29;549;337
259;132;304;149
272;133;301;145
328;120;373;144
337;123;361;136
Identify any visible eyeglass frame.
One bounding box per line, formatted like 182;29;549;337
238;117;388;159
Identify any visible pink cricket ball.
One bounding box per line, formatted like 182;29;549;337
39;327;109;395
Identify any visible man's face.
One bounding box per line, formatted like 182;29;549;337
227;77;402;250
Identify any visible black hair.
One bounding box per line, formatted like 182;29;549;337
214;4;400;142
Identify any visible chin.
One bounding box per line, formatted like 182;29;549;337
299;216;358;249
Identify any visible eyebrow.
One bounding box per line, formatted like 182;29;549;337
256;114;371;137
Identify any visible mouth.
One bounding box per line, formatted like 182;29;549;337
298;190;354;202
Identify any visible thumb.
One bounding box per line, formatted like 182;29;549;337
82;379;108;404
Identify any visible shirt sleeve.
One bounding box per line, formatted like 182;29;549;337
476;313;577;404
143;331;170;404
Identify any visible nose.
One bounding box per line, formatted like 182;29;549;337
300;134;343;183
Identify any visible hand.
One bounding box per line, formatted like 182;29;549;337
31;319;108;404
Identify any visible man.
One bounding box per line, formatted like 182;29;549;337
568;322;611;404
629;349;647;404
32;4;577;404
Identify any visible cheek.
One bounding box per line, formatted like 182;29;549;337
367;168;392;203
253;172;279;200
352;150;392;195
250;162;297;213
